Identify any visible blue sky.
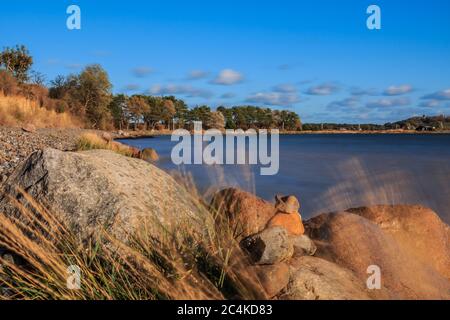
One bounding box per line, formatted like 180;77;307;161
1;0;450;123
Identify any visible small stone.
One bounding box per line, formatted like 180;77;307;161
21;124;36;133
290;234;317;256
140;148;159;162
240;226;294;265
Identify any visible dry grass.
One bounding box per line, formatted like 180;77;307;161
76;133;137;157
0;94;79;128
0;189;263;300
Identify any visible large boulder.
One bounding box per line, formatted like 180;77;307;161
305;209;450;299
280;256;372;300
252;262;290;298
240;226;294;265
347;205;450;280
0;148;211;242
210;188;276;241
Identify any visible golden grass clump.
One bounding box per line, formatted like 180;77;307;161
0;94;79;128
0;189;263;300
76;133;137;157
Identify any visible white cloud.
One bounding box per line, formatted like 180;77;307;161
212;69;243;85
246;91;300;106
327;97;360;110
422;89;450;100
305;83;339;96
366;97;411;109
383;84;413;96
350;87;379;96
150;84;213;98
419;100;441;108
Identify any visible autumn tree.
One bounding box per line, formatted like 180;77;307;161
206;111;225;130
128;95;150;130
161;99;176;129
0;45;33;83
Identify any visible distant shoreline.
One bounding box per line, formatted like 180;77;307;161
114;129;450;139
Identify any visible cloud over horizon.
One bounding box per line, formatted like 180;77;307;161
245;91;300;106
305;83;339;96
422;89;450;100
187;70;209;80
149;84;213;98
212;69;243;85
383;84;414;96
350;87;379;96
366;97;411;109
327;97;360;110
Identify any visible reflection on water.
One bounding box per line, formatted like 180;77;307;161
118;134;450;224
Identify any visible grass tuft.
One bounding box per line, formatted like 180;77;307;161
0;189;264;300
76;133;137;157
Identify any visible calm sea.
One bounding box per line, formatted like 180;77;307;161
118;134;450;224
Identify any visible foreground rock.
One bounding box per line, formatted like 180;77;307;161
306;209;450;299
280;256;372;300
252;263;290;298
240;226;294;265
348;205;450;280
267;195;305;235
210;188;276;240
214;188;450;300
290;234;317;256
0;148;211;241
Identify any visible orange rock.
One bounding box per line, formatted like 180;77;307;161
266;195;305;235
267;212;305;235
210;188;276;241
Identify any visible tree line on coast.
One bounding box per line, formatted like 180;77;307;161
2;45;448;132
0;45;302;131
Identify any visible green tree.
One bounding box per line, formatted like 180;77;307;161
72;65;113;129
108;94;128;129
188;105;213;126
0;45;33;83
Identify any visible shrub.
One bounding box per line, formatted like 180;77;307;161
0;93;80;128
0;70;18;96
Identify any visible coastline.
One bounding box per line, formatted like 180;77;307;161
113;128;450;140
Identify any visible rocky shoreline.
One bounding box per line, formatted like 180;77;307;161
0;127;118;183
0;127;449;300
0;145;448;300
